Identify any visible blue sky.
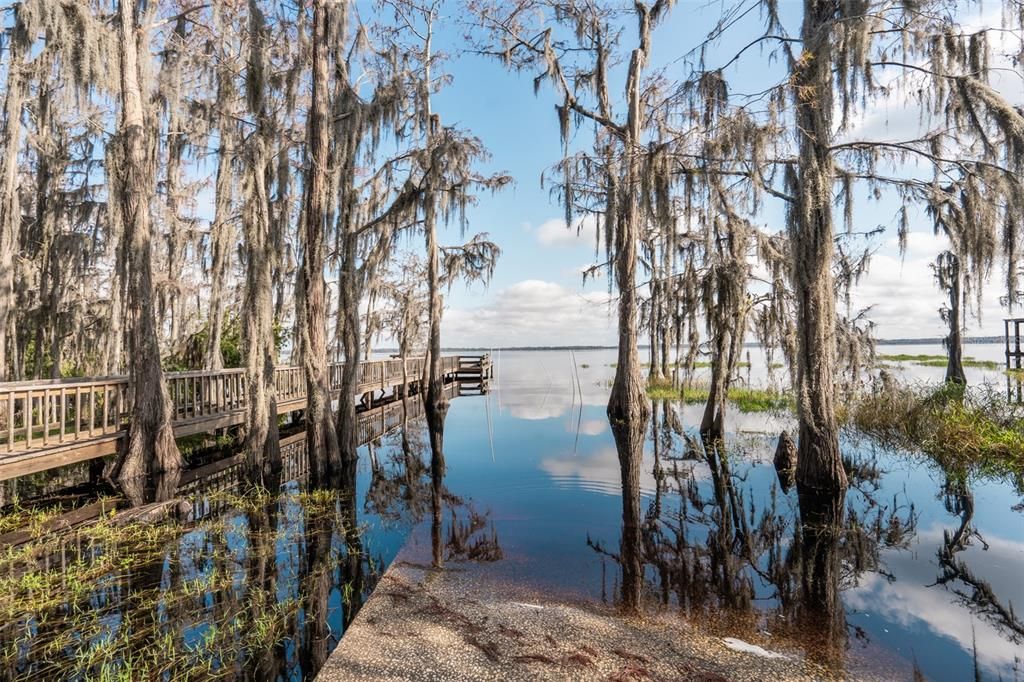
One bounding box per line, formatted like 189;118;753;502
396;0;1019;347
167;1;1018;347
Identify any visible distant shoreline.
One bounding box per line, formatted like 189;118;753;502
374;337;1006;353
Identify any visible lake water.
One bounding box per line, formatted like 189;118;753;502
1;343;1021;680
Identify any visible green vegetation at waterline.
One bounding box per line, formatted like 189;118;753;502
878;353;1002;370
845;382;1024;476
0;488;369;681
646;380;794;413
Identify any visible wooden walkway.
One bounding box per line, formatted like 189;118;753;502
0;354;491;481
0;381;459;554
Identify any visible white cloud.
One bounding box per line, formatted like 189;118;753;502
444;279;616;347
534;215;599;248
539;445;664;497
845;525;1024;676
849;231;1008;338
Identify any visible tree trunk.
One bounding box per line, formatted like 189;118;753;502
425;196;446;415
240;0;281;481
161;18;188;353
648;273;661;382
791;0;847;493
608;41;650;428
701;269;749;442
32;84;55;380
331;47;368;472
943;253;967;385
106;220;129;376
0;14;27;381
422;25;448;429
241;133;282;481
336;232;360;469
700;329;730;442
111;0;183;481
272;143;293;327
203;91;236;370
304;0;342;480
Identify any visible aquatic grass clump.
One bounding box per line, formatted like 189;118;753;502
879;353;948;363
728;388;795;413
646;380;793;413
846;382;1024;475
645;379;680;400
0;486;374;681
878;353;1001;370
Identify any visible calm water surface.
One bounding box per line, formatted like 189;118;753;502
2;344;1022;680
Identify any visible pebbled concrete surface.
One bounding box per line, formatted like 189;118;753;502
316;556;859;682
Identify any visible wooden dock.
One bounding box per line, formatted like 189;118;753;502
1005;318;1024;370
0;355;490;481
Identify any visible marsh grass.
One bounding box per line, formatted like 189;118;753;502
0;487;366;681
846;382;1024;475
646;380;793;413
879;353;1001;370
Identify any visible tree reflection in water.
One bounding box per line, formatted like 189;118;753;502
0;435;392;681
592;400;925;672
934;476;1024;647
422;398;502;567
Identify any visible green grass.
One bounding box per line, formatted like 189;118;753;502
646;380;793;413
646;382;681;400
878;353;1001;370
879;353;947;363
0;487;352;680
845;382;1024;476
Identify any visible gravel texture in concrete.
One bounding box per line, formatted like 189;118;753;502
316;556;865;682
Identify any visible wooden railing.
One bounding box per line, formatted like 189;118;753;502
0;355;486;457
0;377;130;454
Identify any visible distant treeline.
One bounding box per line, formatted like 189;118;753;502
375;337;1007;353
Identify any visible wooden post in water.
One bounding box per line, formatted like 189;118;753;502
1005;318;1024;370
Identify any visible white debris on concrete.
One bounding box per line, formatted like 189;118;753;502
722;637;790;660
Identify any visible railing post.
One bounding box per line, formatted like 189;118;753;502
26;390;33;448
101;385;109;434
88;387;95;437
42;391;52;446
59;387;66;443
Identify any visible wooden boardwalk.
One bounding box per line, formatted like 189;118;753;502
0;381;459;557
0;354;491;481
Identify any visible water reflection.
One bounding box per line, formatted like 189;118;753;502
0;435;388;680
3;348;1023;680
590;400;943;674
790;488;847;667
934;477;1024;647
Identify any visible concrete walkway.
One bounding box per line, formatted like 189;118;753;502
316;555;845;682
